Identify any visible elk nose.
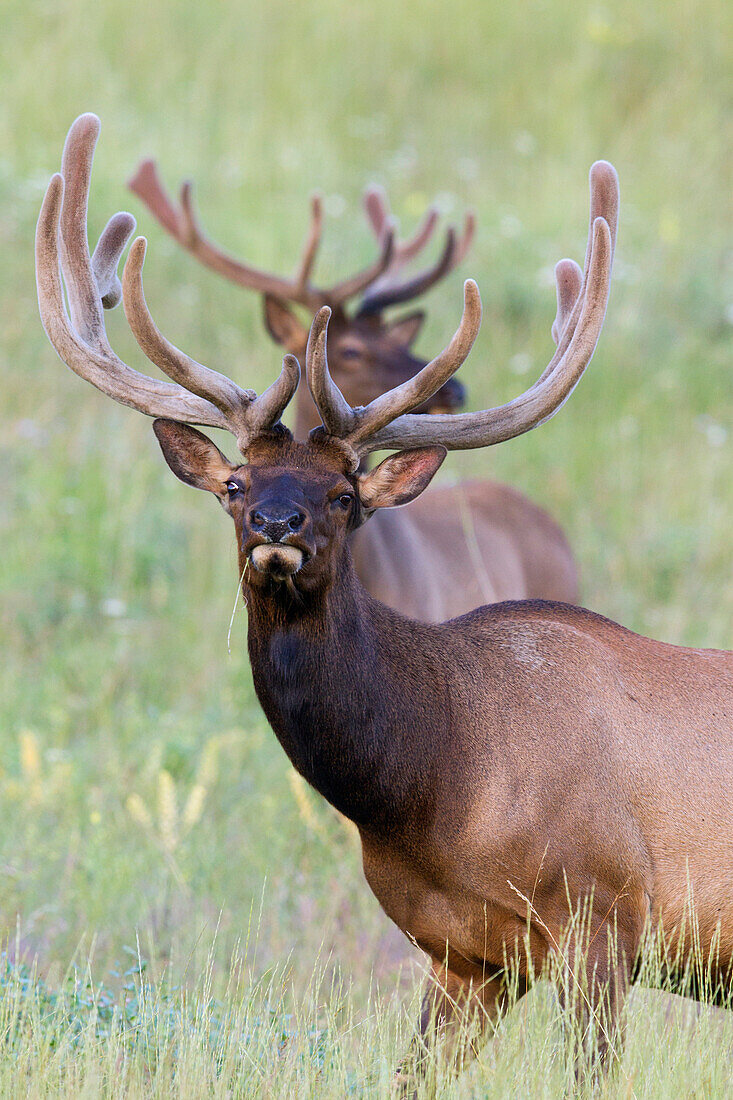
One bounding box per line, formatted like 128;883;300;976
249;504;305;542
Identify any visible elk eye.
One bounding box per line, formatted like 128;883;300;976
337;493;354;509
226;481;241;497
340;346;361;361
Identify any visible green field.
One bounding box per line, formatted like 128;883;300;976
1;0;732;1093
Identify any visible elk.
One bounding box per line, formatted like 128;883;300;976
126;158;611;618
40;117;733;1087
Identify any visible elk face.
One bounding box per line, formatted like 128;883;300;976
152;421;446;595
264;298;466;416
235;435;355;589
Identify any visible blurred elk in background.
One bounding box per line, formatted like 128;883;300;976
127;161;607;619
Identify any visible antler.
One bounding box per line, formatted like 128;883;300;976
129;160;399;311
356;185;476;317
306;161;618;457
128;161;473;314
37;115;299;455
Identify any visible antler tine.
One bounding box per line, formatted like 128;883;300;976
396;203;441;263
58;113;109;351
551;258;582;345
453;210;477;267
293;193;324;292
129;160;324;309
247;353;301;439
347;279;482;446
359;213;613;455
305;306;356;437
363;185;391;241
535;159;619;384
363;185;441;265
128;159;181;236
177;179;202;247
91;211;136;308
587;160;619;268
38;115;300;452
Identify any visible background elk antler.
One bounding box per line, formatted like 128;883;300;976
129;160;478;447
356;184;475;315
129;160;475;316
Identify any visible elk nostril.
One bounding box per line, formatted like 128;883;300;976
288;512;305;531
251;510;266;528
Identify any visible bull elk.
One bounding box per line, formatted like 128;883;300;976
40;117;733;1087
126;157;612;618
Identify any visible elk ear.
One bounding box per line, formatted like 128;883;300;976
153;419;235;496
384;310;426;348
357;446;446;510
263;295;308;352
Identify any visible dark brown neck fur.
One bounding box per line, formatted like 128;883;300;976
243;545;449;837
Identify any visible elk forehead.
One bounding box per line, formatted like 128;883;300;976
245;434;356;476
243;435;356;500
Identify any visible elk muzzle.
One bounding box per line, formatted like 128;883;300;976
243;501;312;579
250;544;304;577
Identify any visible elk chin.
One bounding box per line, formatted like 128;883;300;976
250;544;304;581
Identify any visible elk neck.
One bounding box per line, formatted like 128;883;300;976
242;541;451;838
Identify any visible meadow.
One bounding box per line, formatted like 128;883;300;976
0;0;731;1093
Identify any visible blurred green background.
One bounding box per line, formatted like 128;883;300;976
0;0;731;1089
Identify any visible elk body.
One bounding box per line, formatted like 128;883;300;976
128;159;582;618
38;117;733;1083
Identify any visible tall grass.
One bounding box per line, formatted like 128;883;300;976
1;0;731;1092
0;924;731;1097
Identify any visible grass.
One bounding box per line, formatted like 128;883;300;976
0;933;732;1097
0;0;732;1092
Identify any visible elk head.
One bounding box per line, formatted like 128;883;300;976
38;116;617;606
128;164;475;432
